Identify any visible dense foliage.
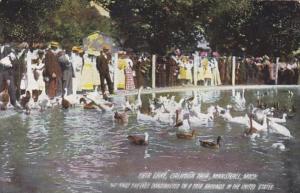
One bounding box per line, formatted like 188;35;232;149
0;0;113;46
205;0;300;57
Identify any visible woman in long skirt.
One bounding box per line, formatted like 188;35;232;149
125;56;135;90
116;52;126;90
81;52;98;91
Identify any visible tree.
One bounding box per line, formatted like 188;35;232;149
98;0;211;55
0;0;114;46
41;0;114;47
0;0;62;42
204;0;300;57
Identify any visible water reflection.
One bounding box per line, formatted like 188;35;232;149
0;88;299;193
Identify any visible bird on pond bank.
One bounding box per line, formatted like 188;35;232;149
0;88;9;110
199;136;222;149
61;88;79;109
20;90;31;114
127;132;149;145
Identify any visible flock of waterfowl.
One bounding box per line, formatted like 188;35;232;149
0;86;296;150
115;88;295;150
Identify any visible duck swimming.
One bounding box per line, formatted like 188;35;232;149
127;132;149;145
267;118;292;138
199;136;222;149
114;111;129;123
244;114;259;137
267;113;287;123
79;97;99;110
176;129;196;140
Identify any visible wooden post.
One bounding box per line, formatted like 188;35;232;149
193;51;199;86
152;55;156;89
113;53;118;91
232;56;236;86
275;57;280;85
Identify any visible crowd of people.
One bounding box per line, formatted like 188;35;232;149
0;41;299;109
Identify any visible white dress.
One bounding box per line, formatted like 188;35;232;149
210;58;221;86
71;53;83;94
81;55;100;90
32;57;45;91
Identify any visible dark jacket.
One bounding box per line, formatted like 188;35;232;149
45;50;62;78
96;52;111;74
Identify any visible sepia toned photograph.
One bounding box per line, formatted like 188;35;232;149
0;0;299;193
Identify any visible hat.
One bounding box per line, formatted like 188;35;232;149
118;51;126;55
78;49;84;54
50;41;59;48
72;46;80;52
102;44;110;50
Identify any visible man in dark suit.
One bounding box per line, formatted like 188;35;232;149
0;44;21;108
96;45;114;96
44;42;62;98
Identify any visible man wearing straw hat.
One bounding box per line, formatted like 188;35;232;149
44;41;62;98
96;44;114;96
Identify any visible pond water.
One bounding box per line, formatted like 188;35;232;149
0;87;299;193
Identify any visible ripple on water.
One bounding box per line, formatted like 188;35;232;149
0;88;299;193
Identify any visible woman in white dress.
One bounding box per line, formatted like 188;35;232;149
32;50;46;92
71;47;83;94
80;50;100;91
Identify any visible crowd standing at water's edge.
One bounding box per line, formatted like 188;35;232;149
0;41;299;112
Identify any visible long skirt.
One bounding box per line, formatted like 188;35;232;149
116;68;125;90
125;68;135;90
212;67;221;86
178;67;192;81
80;64;100;90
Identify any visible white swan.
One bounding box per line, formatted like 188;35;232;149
191;110;214;122
137;110;156;122
267;113;287;123
267;119;292;138
231;89;246;111
174;109;192;133
176;119;191;133
250;115;268;132
64;88;80;104
154;111;174;124
86;88;102;102
135;87;143;110
188;115;211;127
98;102;114;112
122;99;133;111
222;110;249;126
